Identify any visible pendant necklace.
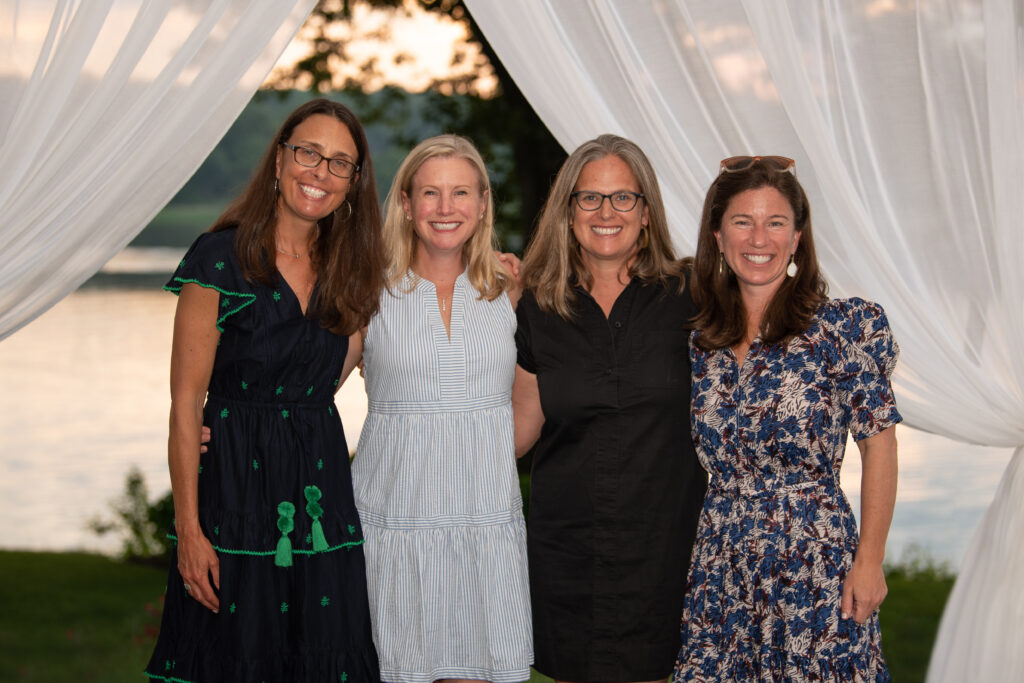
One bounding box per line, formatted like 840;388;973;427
276;247;303;259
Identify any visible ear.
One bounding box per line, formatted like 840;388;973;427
792;229;802;253
275;145;282;179
480;189;489;218
714;229;724;253
641;201;650;227
401;191;411;218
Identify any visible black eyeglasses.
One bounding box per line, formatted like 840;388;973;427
719;155;796;176
570;190;645;212
281;142;360;179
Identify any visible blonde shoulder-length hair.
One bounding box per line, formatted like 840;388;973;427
381;134;511;301
521;134;682;319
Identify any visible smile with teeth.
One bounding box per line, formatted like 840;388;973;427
430;221;460;232
591;226;622;236
743;254;774;264
299;184;326;199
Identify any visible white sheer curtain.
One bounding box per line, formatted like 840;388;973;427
0;0;316;341
464;0;1022;678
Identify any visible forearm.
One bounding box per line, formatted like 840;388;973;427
855;427;898;566
511;365;543;458
168;396;205;537
513;411;542;458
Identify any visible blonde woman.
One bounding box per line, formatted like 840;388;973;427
513;135;707;683
351;135;532;683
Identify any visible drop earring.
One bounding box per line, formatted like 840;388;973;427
786;254;798;278
718;252;725;275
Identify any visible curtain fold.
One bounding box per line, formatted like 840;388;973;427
465;0;1024;449
0;0;317;340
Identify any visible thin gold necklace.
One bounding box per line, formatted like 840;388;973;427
276;246;303;259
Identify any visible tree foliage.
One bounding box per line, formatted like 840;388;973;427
88;467;173;564
267;0;567;249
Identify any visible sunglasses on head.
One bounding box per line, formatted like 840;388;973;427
719;155;796;176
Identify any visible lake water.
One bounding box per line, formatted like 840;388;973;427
0;249;1015;569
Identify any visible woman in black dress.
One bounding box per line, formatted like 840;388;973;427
512;134;707;683
146;99;384;682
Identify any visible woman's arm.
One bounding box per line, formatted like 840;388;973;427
512;364;544;458
841;425;898;623
337;329;365;390
168;283;221;612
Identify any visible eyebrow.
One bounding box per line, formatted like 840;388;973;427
294;140;356;161
728;213;791;220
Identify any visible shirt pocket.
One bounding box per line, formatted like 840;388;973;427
629;328;689;389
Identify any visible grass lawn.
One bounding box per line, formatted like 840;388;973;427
0;550;952;682
880;566;955;682
0;551;165;682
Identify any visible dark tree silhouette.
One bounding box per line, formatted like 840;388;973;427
266;0;567;249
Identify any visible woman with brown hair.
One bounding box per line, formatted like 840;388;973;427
513;134;707;683
673;157;900;680
146;98;383;682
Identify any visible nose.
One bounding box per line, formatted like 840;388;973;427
438;193;454;215
749;221;768;246
310;157;328;179
598;195;616;218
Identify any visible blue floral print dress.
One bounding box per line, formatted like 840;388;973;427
673;298;901;682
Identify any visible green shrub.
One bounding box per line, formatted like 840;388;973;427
88;468;173;565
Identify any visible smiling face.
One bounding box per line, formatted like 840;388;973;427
571;155;649;271
402;155;487;261
274;113;359;228
715;185;801;305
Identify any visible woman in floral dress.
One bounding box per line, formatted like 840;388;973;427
673;156;900;681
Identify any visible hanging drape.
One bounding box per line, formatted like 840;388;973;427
463;1;1022;679
0;0;317;341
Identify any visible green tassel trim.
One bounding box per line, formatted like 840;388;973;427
275;501;295;568
311;521;328;552
305;485;329;552
276;534;293;567
167;533;364;556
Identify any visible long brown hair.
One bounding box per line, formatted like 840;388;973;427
691;160;827;349
381;134;511;300
521;134;682;319
210;98;384;335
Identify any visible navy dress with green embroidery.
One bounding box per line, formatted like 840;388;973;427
146;229;380;683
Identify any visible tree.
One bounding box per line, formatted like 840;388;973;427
266;0;567;249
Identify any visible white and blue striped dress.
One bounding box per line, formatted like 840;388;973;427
352;271;533;683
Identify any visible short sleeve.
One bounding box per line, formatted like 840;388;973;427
515;290;537;373
164;229;256;332
826;298;903;440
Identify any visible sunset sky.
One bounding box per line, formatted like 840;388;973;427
267;2;497;94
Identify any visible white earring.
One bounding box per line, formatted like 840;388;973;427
786;254;798;278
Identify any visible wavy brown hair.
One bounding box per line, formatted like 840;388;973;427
521;134;683;319
690;160;827;349
209;98;384;335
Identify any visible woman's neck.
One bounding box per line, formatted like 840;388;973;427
274;218;317;256
413;246;464;285
583;256;633;318
582;252;632;289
